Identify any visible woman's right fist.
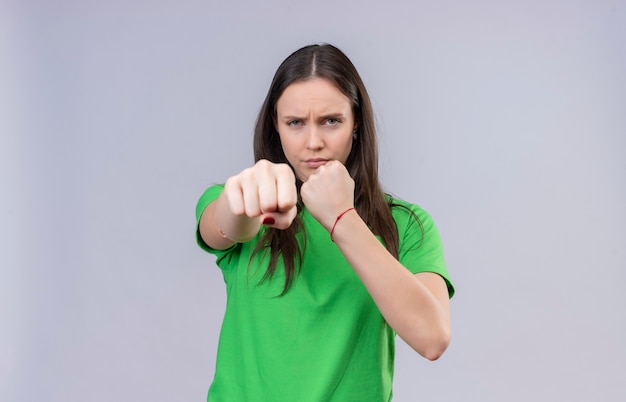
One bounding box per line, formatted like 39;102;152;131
223;160;298;229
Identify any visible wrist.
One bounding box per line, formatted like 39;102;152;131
330;207;356;242
214;193;261;243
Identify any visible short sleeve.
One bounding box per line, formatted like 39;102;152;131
195;184;241;267
393;202;455;298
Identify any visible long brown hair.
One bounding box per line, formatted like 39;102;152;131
253;44;406;294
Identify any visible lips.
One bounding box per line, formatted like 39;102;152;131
304;158;328;168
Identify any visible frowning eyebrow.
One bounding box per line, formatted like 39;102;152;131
279;113;346;121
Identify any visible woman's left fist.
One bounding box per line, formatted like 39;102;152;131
300;160;355;231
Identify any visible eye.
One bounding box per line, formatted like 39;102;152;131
287;120;302;127
325;118;341;126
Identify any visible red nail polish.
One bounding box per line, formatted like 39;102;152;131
262;217;275;225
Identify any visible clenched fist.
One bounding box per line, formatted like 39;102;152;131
223;159;298;230
301;160;355;231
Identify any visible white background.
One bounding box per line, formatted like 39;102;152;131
2;0;625;401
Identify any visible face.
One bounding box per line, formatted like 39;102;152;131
275;78;355;181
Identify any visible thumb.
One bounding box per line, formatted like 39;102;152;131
260;206;297;230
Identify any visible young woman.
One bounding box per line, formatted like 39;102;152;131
196;43;454;401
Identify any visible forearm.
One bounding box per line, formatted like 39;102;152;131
198;191;261;250
332;211;451;360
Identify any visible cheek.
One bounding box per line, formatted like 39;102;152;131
339;133;354;152
278;134;298;160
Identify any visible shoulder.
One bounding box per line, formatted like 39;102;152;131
385;194;443;251
385;194;435;229
386;194;454;297
385;194;421;212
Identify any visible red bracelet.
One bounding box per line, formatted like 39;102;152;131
330;207;356;242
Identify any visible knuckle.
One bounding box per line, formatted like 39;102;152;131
260;200;276;212
276;163;294;176
225;175;239;188
242;166;256;179
277;199;294;211
244;205;261;217
256;159;272;172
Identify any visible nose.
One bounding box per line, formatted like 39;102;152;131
306;125;324;150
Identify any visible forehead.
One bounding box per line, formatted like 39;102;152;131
276;78;351;114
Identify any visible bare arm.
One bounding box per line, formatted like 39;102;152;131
301;161;451;360
331;211;451;360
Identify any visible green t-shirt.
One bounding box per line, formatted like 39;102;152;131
196;184;454;402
